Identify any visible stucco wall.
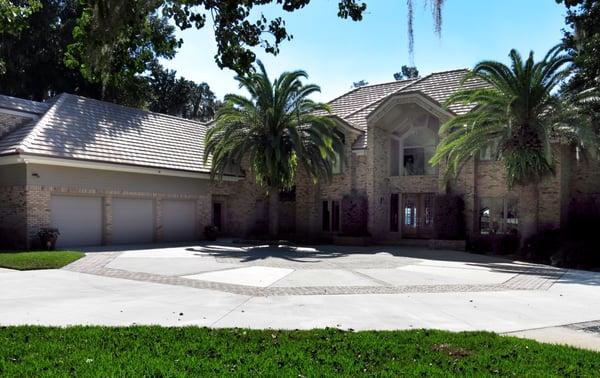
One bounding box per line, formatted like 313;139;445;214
20;163;263;247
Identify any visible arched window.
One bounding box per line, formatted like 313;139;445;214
480;207;491;234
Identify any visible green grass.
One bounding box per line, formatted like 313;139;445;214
0;327;597;376
0;251;84;270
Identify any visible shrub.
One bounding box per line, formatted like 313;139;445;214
38;228;60;251
433;194;465;240
341;193;369;236
469;233;519;255
521;228;562;262
550;240;600;268
204;225;219;241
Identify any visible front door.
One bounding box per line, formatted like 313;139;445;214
402;193;434;239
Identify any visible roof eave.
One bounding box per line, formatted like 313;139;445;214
0;153;242;181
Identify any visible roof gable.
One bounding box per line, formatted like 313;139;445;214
323;69;489;149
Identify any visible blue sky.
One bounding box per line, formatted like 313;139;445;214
162;0;569;102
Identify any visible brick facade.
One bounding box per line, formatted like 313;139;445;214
0;186;27;248
294;105;600;244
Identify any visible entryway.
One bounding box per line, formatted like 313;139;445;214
401;193;435;239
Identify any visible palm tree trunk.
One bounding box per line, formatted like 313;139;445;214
520;183;540;248
534;182;540;235
268;187;279;239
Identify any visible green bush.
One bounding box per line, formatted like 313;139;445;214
433;194;465;240
521;229;563;261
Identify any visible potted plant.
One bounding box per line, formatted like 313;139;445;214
204;225;219;241
38;228;60;250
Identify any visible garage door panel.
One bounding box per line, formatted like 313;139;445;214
112;198;154;244
163;200;196;242
51;196;102;248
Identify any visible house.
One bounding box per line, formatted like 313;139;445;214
293;69;600;245
0;93;264;248
1;69;599;249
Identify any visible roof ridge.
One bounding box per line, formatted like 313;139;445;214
326;78;416;106
352;77;416;90
18;93;68;153
0;94;50;115
61;93;210;126
341;73;434;120
0;94;45;106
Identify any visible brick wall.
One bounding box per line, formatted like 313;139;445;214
0;186;27;248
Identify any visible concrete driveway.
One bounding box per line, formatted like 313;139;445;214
2;241;600;351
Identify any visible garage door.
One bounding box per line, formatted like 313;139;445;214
51;196;102;248
162;200;197;242
112;198;154;244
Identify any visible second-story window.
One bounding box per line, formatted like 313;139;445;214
391;127;436;176
332;131;345;175
332;151;342;175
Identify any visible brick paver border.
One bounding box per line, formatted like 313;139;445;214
64;252;566;297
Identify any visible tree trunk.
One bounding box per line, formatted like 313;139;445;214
520;182;540;248
268;187;280;239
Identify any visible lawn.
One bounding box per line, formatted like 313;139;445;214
0;327;597;376
0;251;84;270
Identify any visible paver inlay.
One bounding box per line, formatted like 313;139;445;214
64;242;566;296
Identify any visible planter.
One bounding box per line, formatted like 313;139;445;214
38;227;60;250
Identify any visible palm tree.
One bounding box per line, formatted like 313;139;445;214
204;61;343;237
430;46;577;238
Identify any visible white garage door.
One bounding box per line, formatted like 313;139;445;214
112;198;154;244
51;196;102;248
162;200;196;242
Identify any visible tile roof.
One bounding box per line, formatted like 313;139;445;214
0;93;212;173
0;94;50;115
0;69;488;172
324;69;489;149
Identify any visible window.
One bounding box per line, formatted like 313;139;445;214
322;201;330;231
332;131;345;175
479;207;491;234
390;139;400;176
322;200;341;232
332;151;343;175
504;198;519;233
390;193;399;232
480;139;500;161
478;197;519;235
331;200;340;232
390;127;436;176
404;198;416;228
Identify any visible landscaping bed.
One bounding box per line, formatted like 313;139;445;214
0;251;84;270
0;327;598;376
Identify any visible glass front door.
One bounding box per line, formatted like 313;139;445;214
401;193;435;239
